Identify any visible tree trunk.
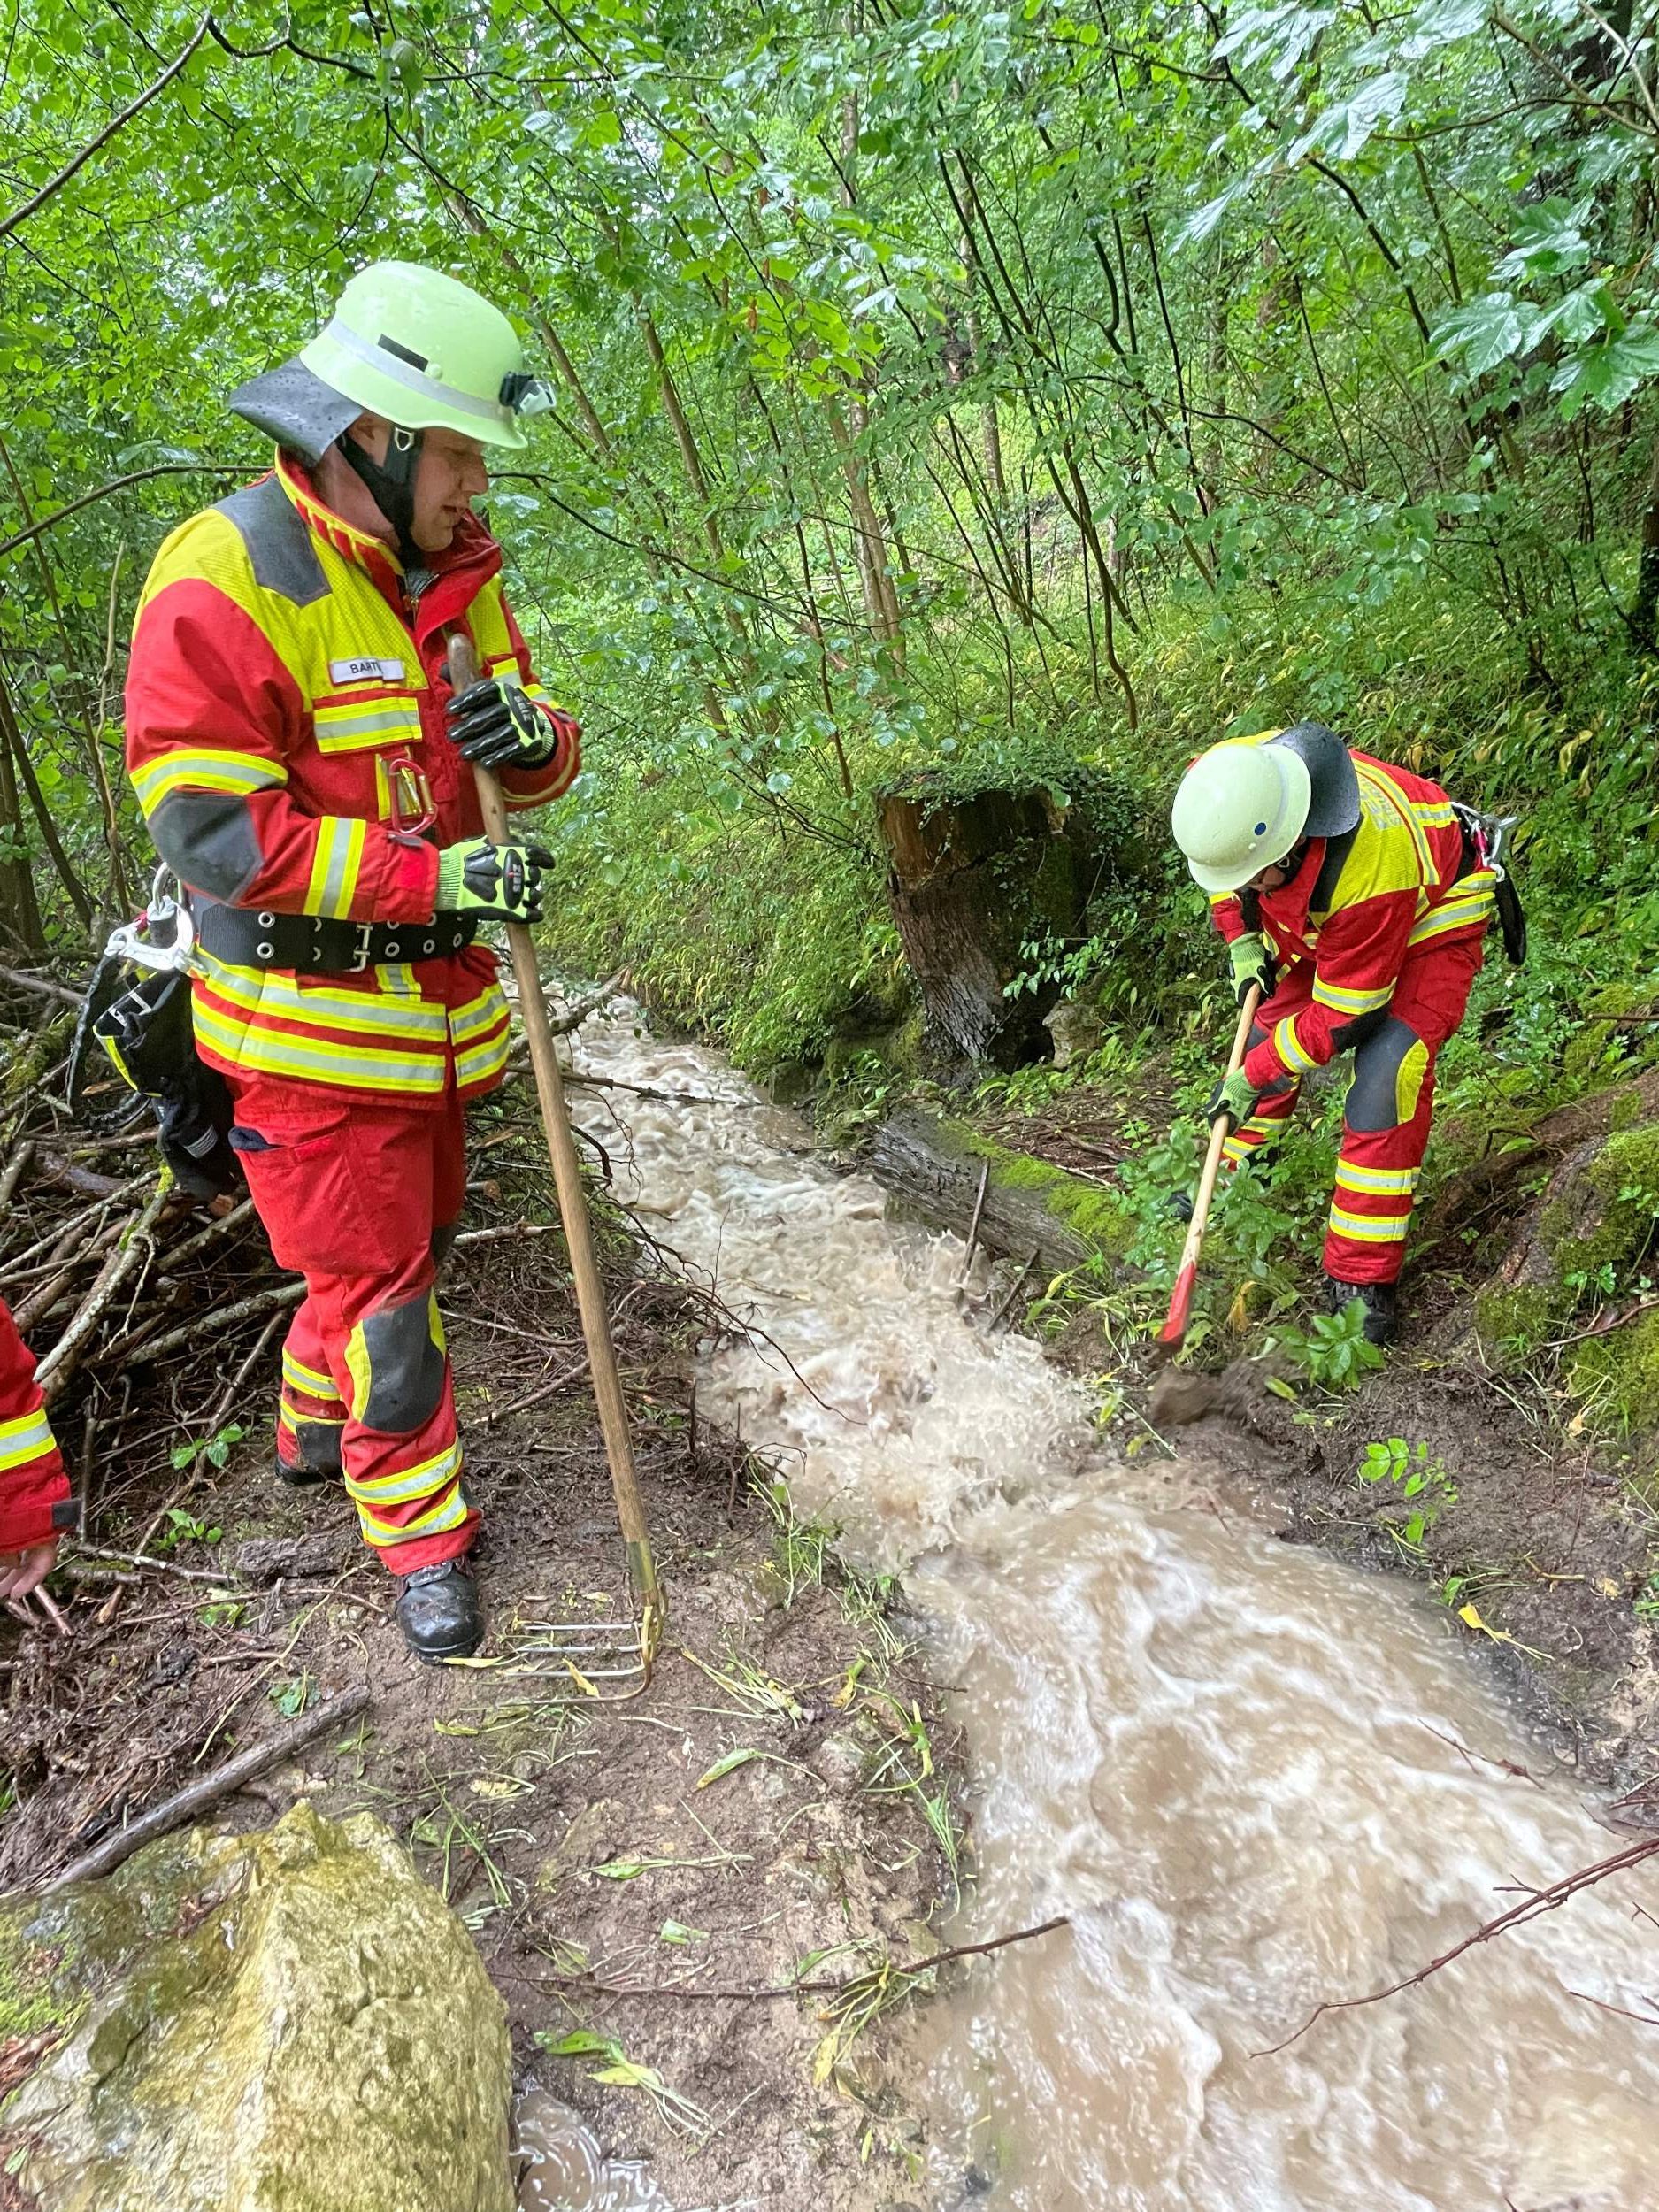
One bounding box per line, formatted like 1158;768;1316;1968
878;779;1100;1067
868;1107;1093;1274
1630;435;1659;651
0;692;45;956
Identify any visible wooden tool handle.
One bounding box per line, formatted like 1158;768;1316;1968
1157;982;1262;1351
450;633;660;1608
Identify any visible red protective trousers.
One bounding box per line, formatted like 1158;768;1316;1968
227;1071;473;1575
1223;931;1486;1286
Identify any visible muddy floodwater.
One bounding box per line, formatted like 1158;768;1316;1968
560;998;1659;2212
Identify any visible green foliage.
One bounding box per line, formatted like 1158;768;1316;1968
154;1505;222;1552
167;1422;243;1477
1357;1436;1459;1549
1274;1301;1387;1392
268;1673;317;1719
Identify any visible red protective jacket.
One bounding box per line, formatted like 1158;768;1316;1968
124;456;579;1108
1209;749;1494;1092
0;1298;68;1554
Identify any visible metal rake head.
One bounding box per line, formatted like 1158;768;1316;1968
506;1589;664;1701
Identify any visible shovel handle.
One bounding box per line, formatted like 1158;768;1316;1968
1157;983;1262;1350
449;632;660;1609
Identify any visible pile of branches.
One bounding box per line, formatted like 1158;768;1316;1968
0;969;288;1488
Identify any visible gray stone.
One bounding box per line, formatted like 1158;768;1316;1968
2;1801;512;2212
764;1060;815;1107
1042;995;1104;1070
810;1731;867;1790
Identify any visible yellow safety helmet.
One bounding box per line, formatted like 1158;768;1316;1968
227;260;549;461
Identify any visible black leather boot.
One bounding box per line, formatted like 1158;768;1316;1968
395;1559;483;1663
1325;1274;1397;1347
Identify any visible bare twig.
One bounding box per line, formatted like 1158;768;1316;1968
0;1137;35;1216
0;12;213;244
488;1356;590;1425
0;464;245;564
560;1071;741;1107
956;1159;990;1294
0;967;81;1010
37;1181;169;1403
1255;1834;1659;2056
67;1541;242;1584
38;1683;372;1894
1566;1986;1659;2028
120;1282;305;1365
205;1308;285;1434
542;1912;1071;2001
451;1222;568;1251
548;969;626;1036
990;1248;1041;1328
154;1196;257;1277
1544;1294;1659;1353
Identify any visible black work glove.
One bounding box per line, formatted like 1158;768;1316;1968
447;676;578;772
434;835;554;924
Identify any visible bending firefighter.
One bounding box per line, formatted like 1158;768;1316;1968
1171;721;1520;1345
124;263;580;1661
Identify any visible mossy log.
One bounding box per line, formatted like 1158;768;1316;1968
876;780;1099;1068
869;1106;1128;1274
1426;1065;1659;1238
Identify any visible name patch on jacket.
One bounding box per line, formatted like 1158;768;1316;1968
329;656;405;685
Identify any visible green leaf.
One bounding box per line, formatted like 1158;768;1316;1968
1554;323;1659;418
1289;71;1408;163
659;1918;710;1945
1432;294;1527;378
695;1746;763;1787
540;2029;619;2060
1495;198;1591;281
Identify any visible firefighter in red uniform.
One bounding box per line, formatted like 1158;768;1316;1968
0;1297;71;1608
125;264;580;1661
1171;722;1499;1344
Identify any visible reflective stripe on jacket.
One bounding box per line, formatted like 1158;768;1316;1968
125;457;578;1105
0;1297;68;1554
1209;746;1494;1091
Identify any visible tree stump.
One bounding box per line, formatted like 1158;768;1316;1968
876;775;1100;1067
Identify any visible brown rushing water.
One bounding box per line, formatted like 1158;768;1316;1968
552;1000;1659;2212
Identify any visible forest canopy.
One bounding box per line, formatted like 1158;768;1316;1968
2;0;1656;1062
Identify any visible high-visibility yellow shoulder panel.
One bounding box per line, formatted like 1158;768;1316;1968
136;504;422;709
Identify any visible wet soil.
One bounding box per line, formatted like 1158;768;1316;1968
0;1096;952;2211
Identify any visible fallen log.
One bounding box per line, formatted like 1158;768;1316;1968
868;1107;1102;1275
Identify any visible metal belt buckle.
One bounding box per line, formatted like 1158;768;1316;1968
347;923;376;972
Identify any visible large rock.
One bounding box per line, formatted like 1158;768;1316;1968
1;1801;512;2212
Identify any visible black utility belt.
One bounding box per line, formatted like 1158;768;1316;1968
196;902;476;973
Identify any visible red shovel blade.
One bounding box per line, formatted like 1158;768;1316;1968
1158;1260;1197;1348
